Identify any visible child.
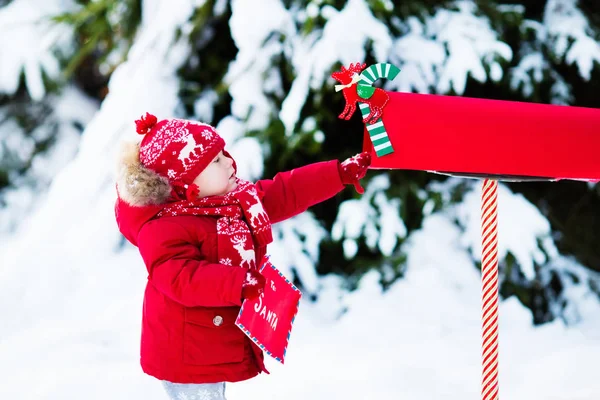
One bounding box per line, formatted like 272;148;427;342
114;112;370;400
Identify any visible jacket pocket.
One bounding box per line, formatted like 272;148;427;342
183;307;246;366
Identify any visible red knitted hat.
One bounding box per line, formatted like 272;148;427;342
135;112;225;185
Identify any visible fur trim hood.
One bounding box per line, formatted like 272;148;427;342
115;141;175;247
116;141;172;207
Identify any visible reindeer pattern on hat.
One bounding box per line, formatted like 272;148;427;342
178;134;205;170
138;117;222;183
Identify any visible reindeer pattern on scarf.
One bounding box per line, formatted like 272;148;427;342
217;218;257;269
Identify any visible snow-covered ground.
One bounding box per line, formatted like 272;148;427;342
1;205;599;400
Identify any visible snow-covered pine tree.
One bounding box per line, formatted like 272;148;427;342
2;0;599;325
0;0;142;240
0;0;98;240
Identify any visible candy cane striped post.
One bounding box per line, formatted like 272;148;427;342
480;179;500;400
358;63;401;157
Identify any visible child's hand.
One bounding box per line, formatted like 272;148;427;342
241;269;266;300
339;152;372;194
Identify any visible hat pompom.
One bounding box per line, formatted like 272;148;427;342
135;112;158;135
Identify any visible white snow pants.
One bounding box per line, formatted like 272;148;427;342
161;381;227;400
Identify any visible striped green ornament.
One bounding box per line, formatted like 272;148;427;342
358;63;401;157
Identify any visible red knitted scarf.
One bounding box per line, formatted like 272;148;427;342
158;179;272;269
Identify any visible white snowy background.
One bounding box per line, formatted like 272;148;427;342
1;0;600;399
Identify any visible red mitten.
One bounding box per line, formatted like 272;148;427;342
338;152;372;194
241;269;266;300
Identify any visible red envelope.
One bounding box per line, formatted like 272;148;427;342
235;257;302;364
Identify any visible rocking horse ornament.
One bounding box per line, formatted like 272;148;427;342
331;62;600;400
332;62;400;156
332;62;390;124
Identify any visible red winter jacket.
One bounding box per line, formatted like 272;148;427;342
115;160;344;384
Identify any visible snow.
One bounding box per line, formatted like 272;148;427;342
438;178;600;326
0;0;73;100
511;0;600;103
511;51;547;98
1;0;599;399
388;1;513;95
226;0;294;130
280;0;392;134
456;183;552;280
544;0;600;81
0;85;97;238
390;17;446;94
268;212;328;295
193;90;219;123
433;1;513;94
1;119;35;165
333;175;406;258
564;35;600;80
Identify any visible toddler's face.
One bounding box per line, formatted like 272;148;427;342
193;151;237;198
